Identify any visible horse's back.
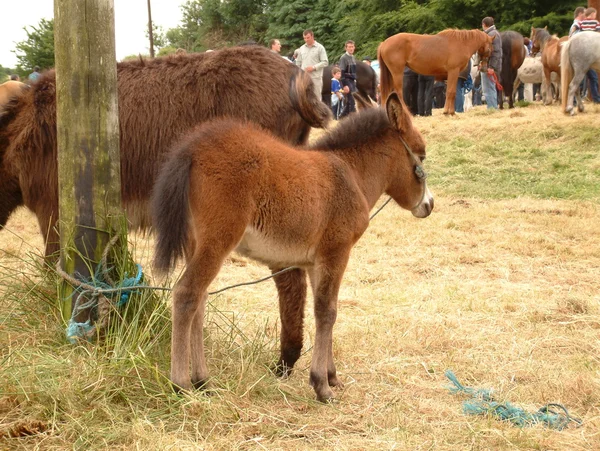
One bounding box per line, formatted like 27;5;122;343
0;80;27;107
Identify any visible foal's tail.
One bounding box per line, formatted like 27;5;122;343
560;39;573;113
377;42;393;105
289;70;331;129
151;139;194;275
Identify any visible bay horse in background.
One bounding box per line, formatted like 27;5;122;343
0;80;27;106
561;31;600;115
530;27;568;104
321;61;378;106
499;31;526;109
0;46;330;257
377;29;493;115
151;93;434;402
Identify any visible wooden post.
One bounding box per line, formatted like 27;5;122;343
54;0;125;320
147;0;155;58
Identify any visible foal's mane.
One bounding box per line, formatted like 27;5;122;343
437;29;483;41
311;108;390;151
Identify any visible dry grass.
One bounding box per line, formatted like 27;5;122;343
1;103;599;450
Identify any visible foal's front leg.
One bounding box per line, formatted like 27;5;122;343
308;252;350;402
272;267;308;377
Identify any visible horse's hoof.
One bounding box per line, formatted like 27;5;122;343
328;375;345;388
171;381;191;394
192;378;210;390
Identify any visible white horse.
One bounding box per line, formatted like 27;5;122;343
513;55;558;103
561;32;600;115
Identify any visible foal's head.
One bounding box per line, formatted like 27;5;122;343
377;93;433;218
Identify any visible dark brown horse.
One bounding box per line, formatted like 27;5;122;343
530;27;567;105
0;46;330;257
151;93;434;402
321;61;378;106
377;29;493;115
498;31;526;109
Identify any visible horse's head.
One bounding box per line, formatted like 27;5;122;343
380;93;433;218
477;34;494;67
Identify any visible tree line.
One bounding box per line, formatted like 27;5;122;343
4;0;580;77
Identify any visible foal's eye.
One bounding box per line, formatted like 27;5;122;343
419;156;426;163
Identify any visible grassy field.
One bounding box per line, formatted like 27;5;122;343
1;102;599;450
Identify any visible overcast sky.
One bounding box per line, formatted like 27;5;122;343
0;0;186;68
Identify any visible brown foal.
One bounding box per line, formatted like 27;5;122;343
151;93;434;402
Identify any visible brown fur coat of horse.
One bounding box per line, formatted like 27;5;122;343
377;29;493;115
531;27;567;104
0;46;330;256
499;31;526;109
151;94;434;402
0;81;27;106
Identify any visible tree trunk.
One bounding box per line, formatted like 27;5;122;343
54;0;125;320
589;1;600;13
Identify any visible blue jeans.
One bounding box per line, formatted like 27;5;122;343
455;79;465;113
481;72;498;109
587;70;600;103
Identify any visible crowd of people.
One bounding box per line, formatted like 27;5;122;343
269;7;600;118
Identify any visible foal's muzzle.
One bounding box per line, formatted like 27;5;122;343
411;184;434;218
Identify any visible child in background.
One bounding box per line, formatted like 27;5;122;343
331;66;344;119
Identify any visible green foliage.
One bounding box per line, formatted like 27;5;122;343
14;18;55;74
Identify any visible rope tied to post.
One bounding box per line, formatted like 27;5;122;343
58;235;144;343
445;370;582;430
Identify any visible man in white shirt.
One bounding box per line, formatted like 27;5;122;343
295;30;329;99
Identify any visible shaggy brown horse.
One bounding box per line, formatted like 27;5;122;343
377;29;493;115
530;27;567;105
151;93;434;402
498;31;526;109
0;81;27;106
0;46;330;257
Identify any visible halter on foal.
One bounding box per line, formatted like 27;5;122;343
152;93;434;402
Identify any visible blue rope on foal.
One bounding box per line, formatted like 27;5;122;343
65;264;144;343
445;370;582;430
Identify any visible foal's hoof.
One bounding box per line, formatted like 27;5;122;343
192;378;210;390
171;381;191;394
328;374;344;389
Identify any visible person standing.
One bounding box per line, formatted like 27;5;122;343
338;40;357;117
28;66;41;82
481;17;502;109
295;30;329;99
569;7;586;37
455;59;472;113
580;8;600;103
402;67;419;115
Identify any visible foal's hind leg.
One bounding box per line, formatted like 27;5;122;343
272;267;308;377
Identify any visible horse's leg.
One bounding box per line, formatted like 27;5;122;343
272;267;308;377
444;70;459;115
543;67;553;105
308;249;351;402
174;225;246;391
569;69;587;115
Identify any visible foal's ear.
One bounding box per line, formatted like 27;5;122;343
354;93;374;111
385;92;412;133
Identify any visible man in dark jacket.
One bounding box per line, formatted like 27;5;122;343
339;40;357;117
481;17;502;109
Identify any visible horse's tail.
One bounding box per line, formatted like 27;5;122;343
289;69;331;128
560;39;573;112
377;42;393;104
151;138;194;275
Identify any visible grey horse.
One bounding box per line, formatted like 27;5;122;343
560;32;600;115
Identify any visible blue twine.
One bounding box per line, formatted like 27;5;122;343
445;370;582;430
65;264;144;343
